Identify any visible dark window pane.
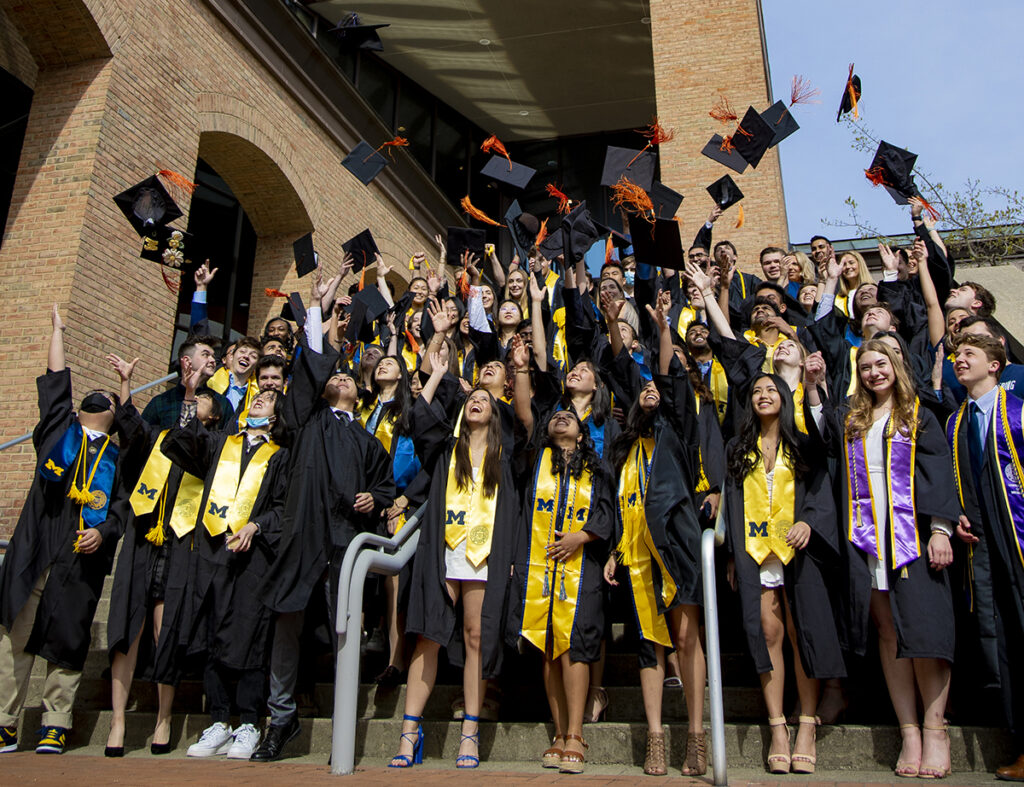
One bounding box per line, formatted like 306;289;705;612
434;105;469;205
395;78;434;172
0;68;32;250
356;55;396;126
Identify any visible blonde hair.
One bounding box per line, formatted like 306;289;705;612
844;339;919;441
838;251;873;297
787;250;816;284
504;269;530;316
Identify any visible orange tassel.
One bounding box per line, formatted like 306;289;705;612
535;217;549;248
735;123;753;139
735;205;745;229
405;329;420;354
157;169;197;194
264;288;288;298
719;136;736;153
864;166;888;187
364;136;409;162
358;267;365;291
545;183;571;215
636;117;675;146
845;64;860;120
457;267;471;298
790;75;821;106
604;236;614;267
460;195;503;227
709;94;738;124
610;176;655;222
481;134;512;170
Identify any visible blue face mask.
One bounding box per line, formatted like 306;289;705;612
245;415;271;428
624;270;635;287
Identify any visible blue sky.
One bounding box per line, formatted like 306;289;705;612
762;1;1023;243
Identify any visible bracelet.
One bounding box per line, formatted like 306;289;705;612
515;369;531;375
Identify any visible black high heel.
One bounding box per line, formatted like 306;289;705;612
150;742;172;755
104;746;124;757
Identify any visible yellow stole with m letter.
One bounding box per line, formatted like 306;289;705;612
443;445;499;566
203;434;280;536
129;430;206;542
743;437;797;565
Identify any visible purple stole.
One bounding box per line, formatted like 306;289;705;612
845;399;921;570
947;387;1024;570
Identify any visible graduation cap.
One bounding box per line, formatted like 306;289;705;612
342;228;379;272
538;223;566;262
293;232;317;278
342;137;410;185
445;226;486;267
505;200;535;266
706;175;744;211
730;107;775;168
837;64;861;122
280;292;307;328
139;225;192;268
760;100;800;148
345;285;390;343
480;154;535;191
113;175;184;236
601;146;656;191
647;181;683;219
560;201;600;265
594;221;632;255
627;215;682;269
329;12;389;52
701;135;748;174
865;141;930;209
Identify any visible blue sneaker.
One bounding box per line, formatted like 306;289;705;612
35;726;67;754
0;725;17;753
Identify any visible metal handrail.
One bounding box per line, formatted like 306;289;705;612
331;504;425;776
702;526;728;786
0;373;179;452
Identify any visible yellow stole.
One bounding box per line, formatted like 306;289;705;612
206;367;230;394
234;379;262;431
743;329;787;373
673;307;698;340
401;345;418;373
443;447;499;566
361;399;397;455
617;437;675;647
129;431;206;542
521;448;595;659
846;345;859;398
835;293;850;317
708;357;729;425
693;396;712;494
203;434;280;536
743;437;797;565
792;382;808;434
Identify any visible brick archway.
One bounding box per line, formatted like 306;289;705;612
0;0;130;66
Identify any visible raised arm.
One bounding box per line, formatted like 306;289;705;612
48;303;65;372
486;242;506;289
510;334;534;437
646;302;673;376
686;260;735;340
601;290;626;360
528;275;548;372
106;353;140;405
913;238;946;349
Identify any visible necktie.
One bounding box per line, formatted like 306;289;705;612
968;402;985;481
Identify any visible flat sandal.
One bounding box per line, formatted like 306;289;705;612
559;733;588;774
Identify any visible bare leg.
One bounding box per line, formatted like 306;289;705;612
390;635;440;765
458;581;487;762
784;593;818;767
759;588;790;766
915;657;952;777
669;604;707;733
107;625;143;749
584;640;607;722
543;657;567;745
870;590;921;774
639;646;666;733
561;653;591;762
385;575;406;672
150;602;173;746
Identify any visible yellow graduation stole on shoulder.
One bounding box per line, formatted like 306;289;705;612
835;294;849;317
743;329;784;373
443;446;499;567
362;399;397;455
206;366;230;394
708;357;728;425
234;379;261;431
673;307;697;340
521;448;594;659
129;430;206;541
617;437;675;647
846;345;859;398
203;434;280;536
401;345;419;373
743;437;797;565
693;396;712;494
792;382;808;435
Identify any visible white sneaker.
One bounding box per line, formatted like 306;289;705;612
226;723;260;760
187;722;234;757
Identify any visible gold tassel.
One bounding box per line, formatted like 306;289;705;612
145;523;166;546
67;484;95;505
735;204;745;228
72;533;85;553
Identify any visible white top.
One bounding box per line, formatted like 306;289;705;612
759;465;785;588
865;417;890;591
445;467;489;582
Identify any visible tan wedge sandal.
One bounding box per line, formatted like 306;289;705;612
791;715;818;774
767;716;791;774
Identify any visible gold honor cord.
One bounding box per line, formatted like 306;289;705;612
743;436;797;565
443;448;498;567
68;431;112;553
203;435;280;536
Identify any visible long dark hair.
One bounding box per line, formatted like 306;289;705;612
540;410;603;481
727;373;807;483
560;360;611;426
453;389;503;498
366;355;413;435
608;388;660;475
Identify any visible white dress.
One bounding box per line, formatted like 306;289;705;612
759;467;785;589
444;467;489;582
865;417;891;591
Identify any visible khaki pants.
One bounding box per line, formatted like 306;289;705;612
0;569;81;729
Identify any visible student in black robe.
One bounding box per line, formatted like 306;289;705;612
389;346;519;770
103;353;224;757
0;305;129;755
946;334;1024;780
159;367;290;760
722;374;842;775
826;339;959;779
508;336;613;775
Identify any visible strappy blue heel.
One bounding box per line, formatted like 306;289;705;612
456;713;480;769
388;714;423;768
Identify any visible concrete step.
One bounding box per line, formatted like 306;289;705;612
11;708;1013;773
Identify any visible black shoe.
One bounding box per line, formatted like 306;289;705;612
374;665;405;689
250;716;300;762
104;746;124;757
150;742;172;755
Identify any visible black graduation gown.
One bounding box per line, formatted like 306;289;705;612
826;404;961;661
106;401;196;685
508;442;614;664
722;442;845;679
160;420;290;671
0;369;129;671
404;396;518;679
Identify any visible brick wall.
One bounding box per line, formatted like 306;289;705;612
0;0;433;535
649;0;789;272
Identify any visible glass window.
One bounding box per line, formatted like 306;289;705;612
0;68;32;250
395;77;434;172
356;55;397;126
434;104;470;205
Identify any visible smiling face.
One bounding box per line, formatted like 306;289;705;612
184;343;217;380
248;389;278;419
798;285;816;309
946;307;970;337
547;409;581;443
463;388;493;427
639;379;661;412
760;251;784;281
262;339;287;359
858;349;895;397
785;256;803;282
324;371;357;405
498;300;522;327
861;305;893;336
750;302;777;327
230;344;259;379
599;278;622;301
374;356;401;385
257;365;285;392
566;361;596;395
810;238;832;265
853;283;878;313
480;285;495;309
478;360;507;393
408;310;422;338
686;323;709;352
954;343;999;387
751;376;782;418
945;284;979;312
772;339;802;370
265;319;290;341
409;278;428;307
840;254;861;282
507;271;526;299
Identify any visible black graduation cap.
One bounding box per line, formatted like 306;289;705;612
647;181;683;219
280;292;307;328
731;107;775;168
504;200;535;267
345;285;390;343
706;175;744;211
293;232;317;278
342;141;389;186
627;215;682;269
701;135;748;174
538;224;566;262
342;228;379;272
139;225;192;268
867;141;920;205
445;226;486;267
561;201;600;265
480;154;535;191
760;100;800;148
113;175;183;237
594;221;632;255
837;67;862;122
329;12;389;52
601;146;656;191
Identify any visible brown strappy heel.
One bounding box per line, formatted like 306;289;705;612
643;730;666;776
542;733;564;769
559;733;588;774
681;730;707;776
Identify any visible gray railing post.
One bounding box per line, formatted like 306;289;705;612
702;527;728;786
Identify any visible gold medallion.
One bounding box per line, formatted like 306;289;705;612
469;524;490;546
237;501;252;517
87;489;107;510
